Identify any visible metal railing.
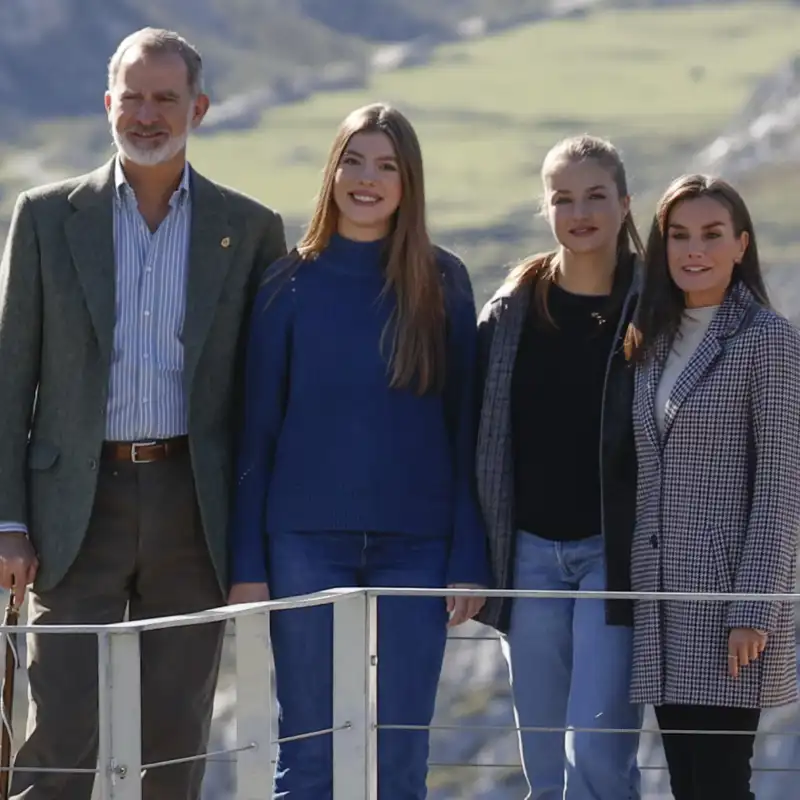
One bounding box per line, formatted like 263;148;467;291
1;587;799;798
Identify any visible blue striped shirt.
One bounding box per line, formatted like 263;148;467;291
0;160;192;535
107;158;192;441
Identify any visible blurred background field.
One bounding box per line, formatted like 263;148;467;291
3;2;800;307
186;2;800;296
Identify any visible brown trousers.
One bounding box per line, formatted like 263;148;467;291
11;450;225;800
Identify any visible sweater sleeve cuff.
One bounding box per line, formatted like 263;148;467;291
230;559;269;586
0;522;28;535
727;601;778;634
445;531;492;587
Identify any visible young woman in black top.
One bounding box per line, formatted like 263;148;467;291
476;135;644;800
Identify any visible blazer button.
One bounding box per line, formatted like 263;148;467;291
88;458;98;471
650;535;658;549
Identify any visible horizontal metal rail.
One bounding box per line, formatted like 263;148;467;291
366;587;800;601
1;585;796;635
426;762;800;773
384;723;800;736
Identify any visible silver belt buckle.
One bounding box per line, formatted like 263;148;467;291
130;440;159;463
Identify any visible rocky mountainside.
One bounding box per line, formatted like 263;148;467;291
0;0;573;136
0;0;362;134
692;51;800;322
693;54;800;181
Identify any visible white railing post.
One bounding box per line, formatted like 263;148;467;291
332;591;378;800
365;593;378;799
234;611;273;799
96;630;142;799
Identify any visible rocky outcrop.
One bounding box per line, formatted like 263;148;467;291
690;51;800;324
692;54;800;178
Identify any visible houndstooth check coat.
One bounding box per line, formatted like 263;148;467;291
630;281;800;709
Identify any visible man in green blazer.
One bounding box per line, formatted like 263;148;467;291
0;27;286;799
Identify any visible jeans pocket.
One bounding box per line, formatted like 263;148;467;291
513;531;560;589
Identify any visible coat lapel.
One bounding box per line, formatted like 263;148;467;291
479;284;530;455
474;282;530;607
659;326;723;442
652;283;759;446
476;283;530;514
64;160;117;361
181;170;234;396
640;335;669;453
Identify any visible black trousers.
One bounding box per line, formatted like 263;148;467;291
655;704;761;800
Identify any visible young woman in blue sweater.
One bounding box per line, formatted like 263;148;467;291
227;102;490;800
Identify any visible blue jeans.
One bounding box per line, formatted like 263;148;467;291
504;531;642;800
267;530;449;800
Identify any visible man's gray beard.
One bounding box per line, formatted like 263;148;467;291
112;126;190;166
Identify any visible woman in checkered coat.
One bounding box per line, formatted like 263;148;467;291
629;174;800;800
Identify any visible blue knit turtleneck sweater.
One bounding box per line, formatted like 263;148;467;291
228;233;489;587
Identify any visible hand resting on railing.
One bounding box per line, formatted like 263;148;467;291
446;583;486;627
0;533;38;605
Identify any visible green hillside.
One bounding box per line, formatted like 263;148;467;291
173;3;800;301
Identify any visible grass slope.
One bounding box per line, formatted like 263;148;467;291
182;2;800;302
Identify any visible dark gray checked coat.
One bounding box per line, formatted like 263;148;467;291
630;281;800;709
475;260;641;632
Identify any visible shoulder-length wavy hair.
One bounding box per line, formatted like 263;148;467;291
270;102;445;395
502;134;645;329
630;173;770;361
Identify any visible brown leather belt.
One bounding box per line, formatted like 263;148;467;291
101;436;189;464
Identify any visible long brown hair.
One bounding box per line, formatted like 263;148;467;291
503;135;645;327
270;102;445;395
630;173;770;362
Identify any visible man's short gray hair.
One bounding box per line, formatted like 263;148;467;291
108;28;205;96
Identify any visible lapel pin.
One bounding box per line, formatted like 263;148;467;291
221;236;231;248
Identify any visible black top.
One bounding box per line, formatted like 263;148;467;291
511;281;622;541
